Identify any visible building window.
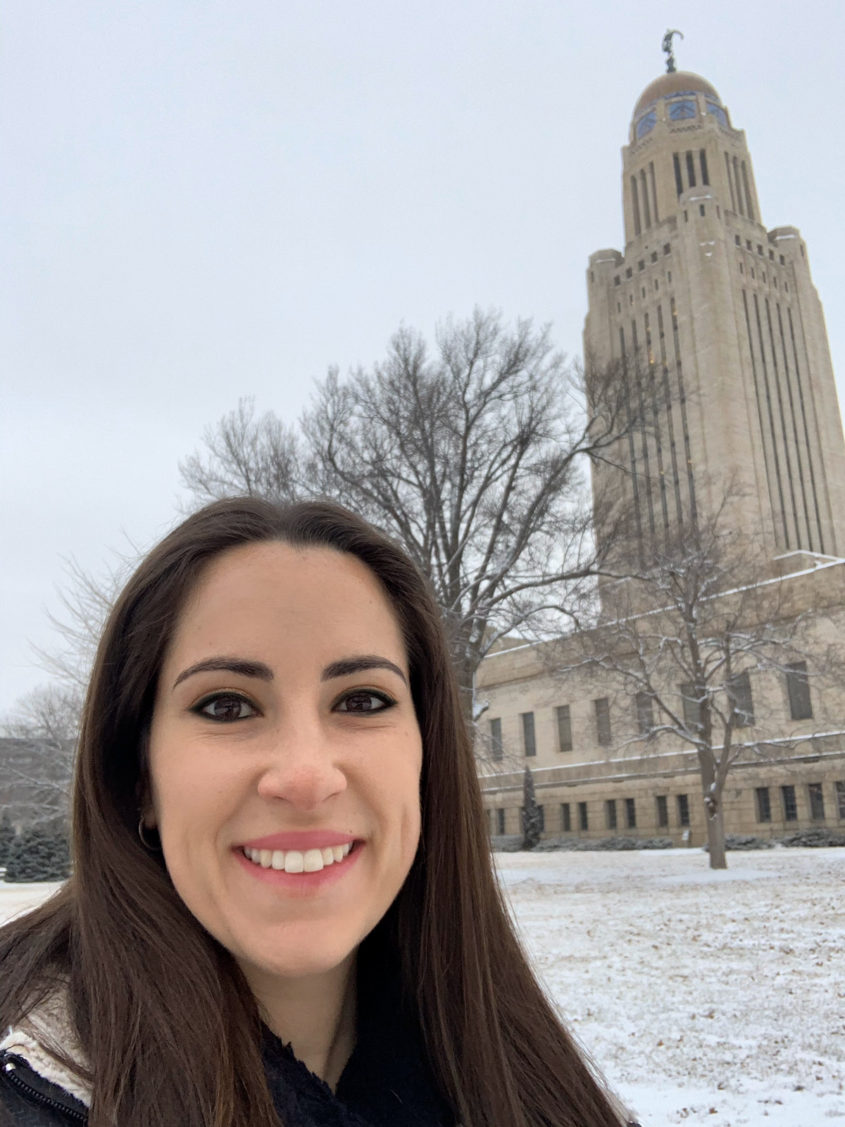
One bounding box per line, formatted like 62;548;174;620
495;808;505;835
556;705;573;752
728;671;755;727
677;794;690;827
673;152;683;196
594;698;612;746
670;99;696;121
635;692;655;735
781;785;798;822
637;110;657;138
605;799;617;830
835;782;845;820
578;802;589;831
537;805;545;833
680;683;702;734
699;149;710;185
561;802;571;832
625;797;636;829
808;783;825;821
521;711;536;757
685;150;697;187
488;717;504;760
786;662;812;720
755;786;772;823
656;794;669;828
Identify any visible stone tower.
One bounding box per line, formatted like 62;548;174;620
584;64;845;584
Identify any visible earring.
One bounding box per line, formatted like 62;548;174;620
138;818;161;852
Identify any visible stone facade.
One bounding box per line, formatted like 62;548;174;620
477;561;845;845
478;68;845;844
585;70;845;582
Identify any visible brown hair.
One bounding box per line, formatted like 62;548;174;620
0;498;626;1127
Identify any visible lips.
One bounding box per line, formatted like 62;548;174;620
240;830;355;851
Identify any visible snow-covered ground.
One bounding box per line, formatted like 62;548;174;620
496;847;845;1127
2;848;842;1126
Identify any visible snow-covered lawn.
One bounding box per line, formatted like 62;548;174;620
2;848;842;1126
496;847;844;1126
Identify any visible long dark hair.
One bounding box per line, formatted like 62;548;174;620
0;498;626;1127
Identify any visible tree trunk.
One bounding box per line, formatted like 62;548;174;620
705;803;727;870
697;748;728;870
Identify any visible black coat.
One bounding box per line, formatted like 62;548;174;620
0;955;453;1127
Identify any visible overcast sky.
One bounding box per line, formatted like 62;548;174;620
2;1;844;716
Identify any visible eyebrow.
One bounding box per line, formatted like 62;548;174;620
172;657;274;689
321;655;408;686
171;654;408;689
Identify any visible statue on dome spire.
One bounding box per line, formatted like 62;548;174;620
662;28;683;73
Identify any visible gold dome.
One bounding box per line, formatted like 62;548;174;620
633;71;721;118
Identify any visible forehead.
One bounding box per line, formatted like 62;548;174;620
165;541;407;664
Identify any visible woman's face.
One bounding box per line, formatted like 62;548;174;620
146;540;422;992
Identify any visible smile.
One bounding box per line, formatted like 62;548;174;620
242;843;353;874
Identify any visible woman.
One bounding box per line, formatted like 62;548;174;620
0;497;635;1127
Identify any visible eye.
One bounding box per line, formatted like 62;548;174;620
335;690;395;714
194;693;258;722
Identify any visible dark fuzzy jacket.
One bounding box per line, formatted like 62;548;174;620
0;957;453;1127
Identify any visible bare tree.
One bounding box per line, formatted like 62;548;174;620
566;506;838;869
0;553;132;827
181;309;640;718
0;682;81;827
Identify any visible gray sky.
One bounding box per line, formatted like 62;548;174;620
2;1;844;715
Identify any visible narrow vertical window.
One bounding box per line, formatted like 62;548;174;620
496;808;506;835
649;161;659;222
605;799;617;831
781;785;798;822
578;802;589;831
640;169;651;227
488;717;504;760
625;797;637;829
728;671;754;727
656;795;669;827
631;175;641;236
677;794;690;827
741;161;755;220
724;151;737;210
685;151;696;187
635;692;654;735
808;783;825;821
733;156;744;215
561;803;572;832
699;149;710;185
680;683;702;734
755;787;772;823
786;662;812;720
556;705;573;752
673;152;683;196
835;781;845;820
521;711;536;757
594;697;612;746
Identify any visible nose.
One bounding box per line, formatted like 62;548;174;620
255;721;347;811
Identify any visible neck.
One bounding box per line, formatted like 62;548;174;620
242;954;357;1091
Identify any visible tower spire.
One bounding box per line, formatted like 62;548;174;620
662;28;683;73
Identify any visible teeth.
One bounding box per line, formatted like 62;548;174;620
284;851;304;873
243;842;353;874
